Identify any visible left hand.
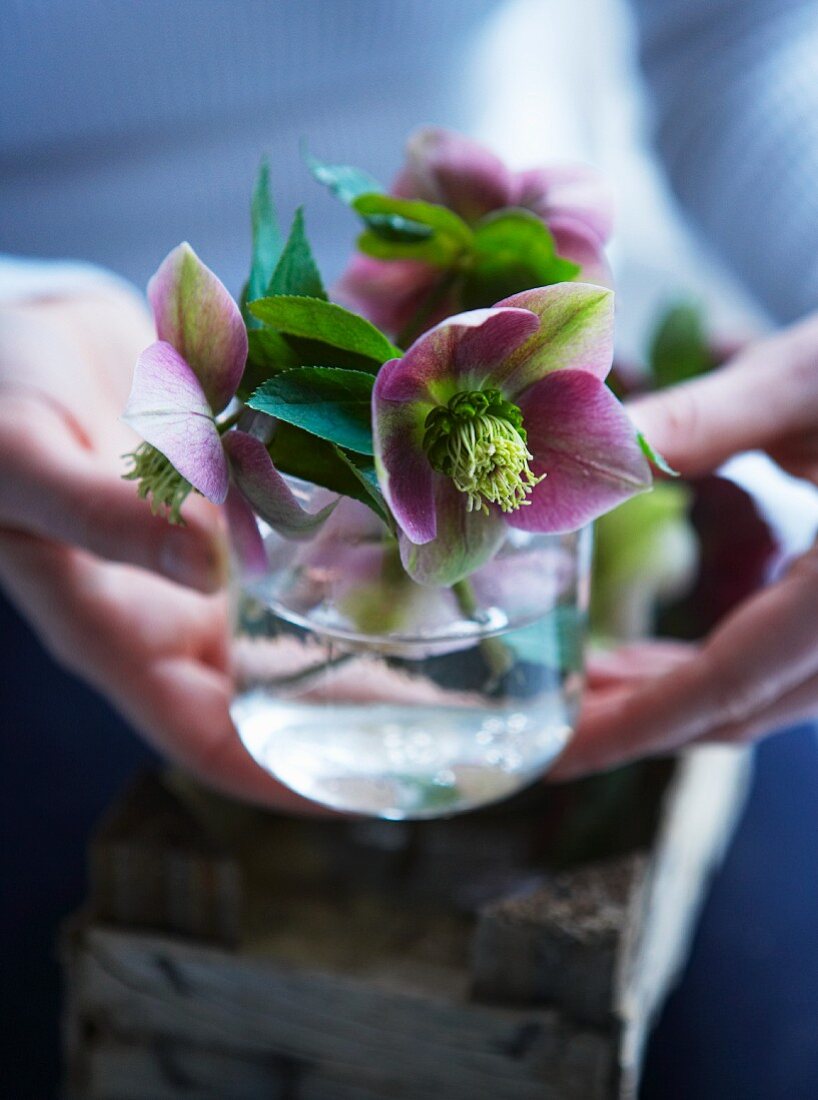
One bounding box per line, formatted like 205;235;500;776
0;287;321;812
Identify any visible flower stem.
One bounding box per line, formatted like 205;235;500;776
452;577;515;688
217;408;243;434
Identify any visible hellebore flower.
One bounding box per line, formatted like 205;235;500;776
336;127;613;338
123;242;331;543
372;283;652;586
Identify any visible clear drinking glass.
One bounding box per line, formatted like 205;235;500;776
230;484;591;819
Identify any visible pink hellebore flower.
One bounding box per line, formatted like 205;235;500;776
336;127;614;338
372;283;652;586
123;243;330;548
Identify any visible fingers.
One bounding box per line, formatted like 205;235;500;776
0;531;227;681
586;640;694;688
0;394;226;592
127;657;332;814
692;666;818;747
552;543;818;779
0;532;325;814
629;311;818;478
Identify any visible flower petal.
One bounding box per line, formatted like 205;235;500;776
394;128;515;223
332;254;440;339
513;164;614;244
399;476;507;586
550;216;613;288
122;340;229;503
372;357;437;544
376;307;541;406
223;430;335;539
372;308;540;544
507;369;652;533
493;283;614;397
148;242;248;414
224;483;267;577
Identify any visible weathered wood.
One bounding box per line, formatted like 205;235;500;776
472;853;646;1025
64;745;751;1099
471;746;752;1070
89;773;241;946
65;926;612;1100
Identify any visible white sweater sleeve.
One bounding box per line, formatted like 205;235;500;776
630;0;818;323
0;255;138;305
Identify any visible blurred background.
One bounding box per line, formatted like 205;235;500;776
3;1;818;1096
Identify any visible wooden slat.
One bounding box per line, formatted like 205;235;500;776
64;746;751;1099
66;926;612;1100
471;853;646;1026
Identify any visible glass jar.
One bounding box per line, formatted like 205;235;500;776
230;485;591;819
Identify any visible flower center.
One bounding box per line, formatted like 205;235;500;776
123;442;193;524
422;388;545;514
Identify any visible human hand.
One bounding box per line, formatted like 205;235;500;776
553;312;818;779
0;286;321;812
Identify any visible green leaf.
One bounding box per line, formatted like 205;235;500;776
241;327;388;399
266;207;327;300
353;194;473;264
283;335;392;375
241;159;283;325
248;296;401;365
266;422;380;513
331;446;391;525
461;209;580;309
649;302;713;389
248;367;375;454
306;152;383;206
354;194;437;244
638;431;680;477
238;329;301;398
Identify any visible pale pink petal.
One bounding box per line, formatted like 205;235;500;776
506;369;652;533
223;430;335;539
148;242;248;414
224;484;267;577
399;476;507;587
122;340;229;503
395;128;515;222
513;164;614;243
493;284;614;397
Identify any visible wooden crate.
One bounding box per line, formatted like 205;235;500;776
63;746;750;1099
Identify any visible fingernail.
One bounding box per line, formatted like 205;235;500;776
160;530;225;592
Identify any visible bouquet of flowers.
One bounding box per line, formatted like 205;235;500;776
123;128;663;585
121;129;669;818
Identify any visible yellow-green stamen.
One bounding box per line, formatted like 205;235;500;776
423;388;545;514
123;442;193;524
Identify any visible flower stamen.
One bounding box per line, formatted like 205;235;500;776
423;388;545;514
123;442;193;524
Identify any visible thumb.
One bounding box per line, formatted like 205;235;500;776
0;397;226;592
629;312;818;477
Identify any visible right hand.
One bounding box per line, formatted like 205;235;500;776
553;311;818;779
